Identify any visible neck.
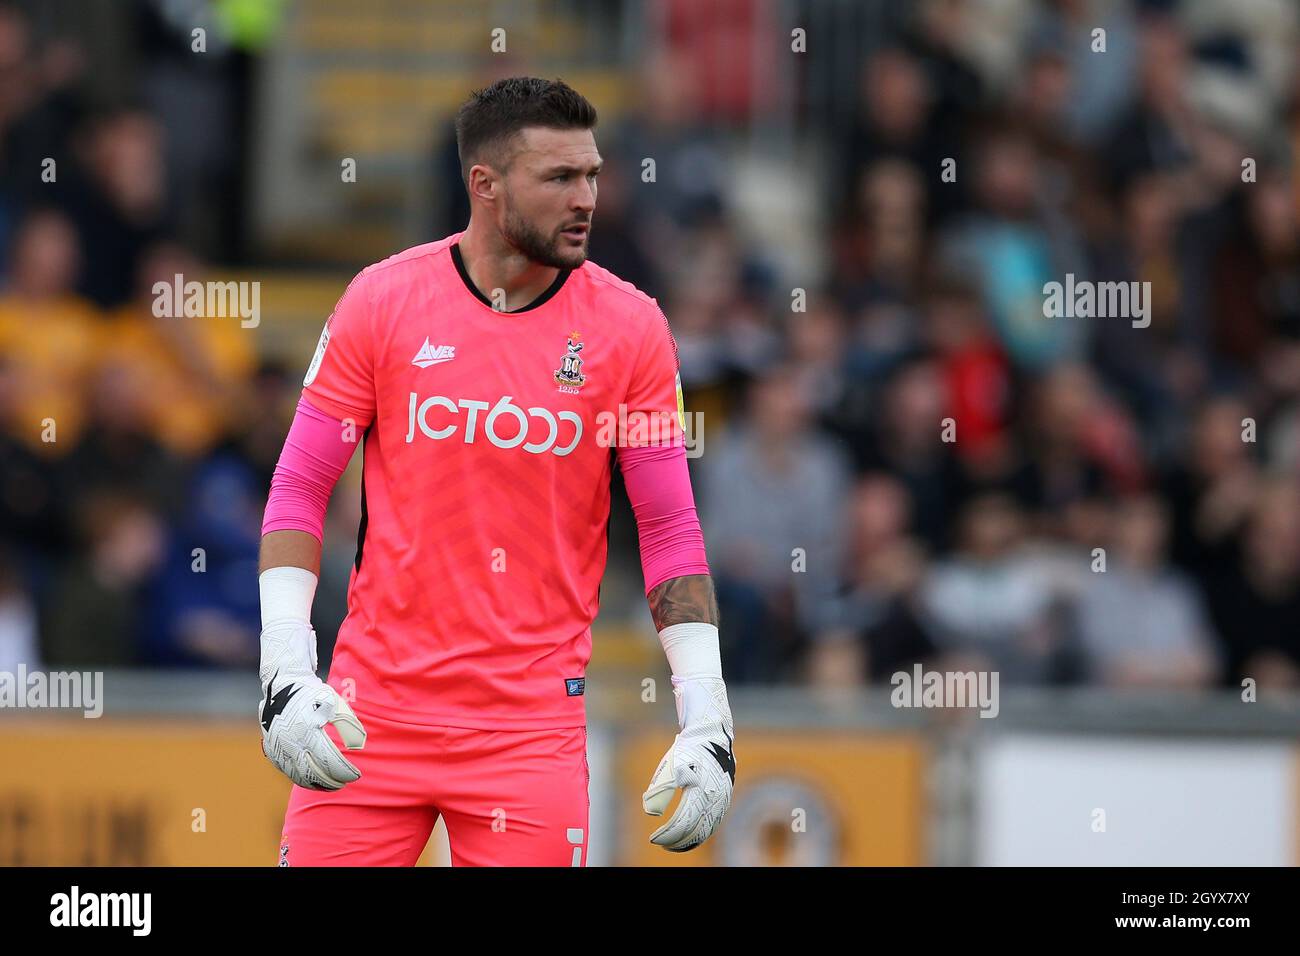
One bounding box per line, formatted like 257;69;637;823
458;217;560;309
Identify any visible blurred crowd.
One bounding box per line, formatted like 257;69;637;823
0;0;1298;695
669;0;1300;692
0;1;282;672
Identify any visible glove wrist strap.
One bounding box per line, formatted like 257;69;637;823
657;622;721;680
259;566;318;629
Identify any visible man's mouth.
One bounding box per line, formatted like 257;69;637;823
560;223;589;241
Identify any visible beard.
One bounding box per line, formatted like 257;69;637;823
502;201;589;270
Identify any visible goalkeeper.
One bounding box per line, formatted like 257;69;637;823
257;77;734;866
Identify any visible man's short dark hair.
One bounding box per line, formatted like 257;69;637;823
454;77;598;183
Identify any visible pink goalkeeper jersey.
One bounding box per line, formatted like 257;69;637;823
302;233;685;730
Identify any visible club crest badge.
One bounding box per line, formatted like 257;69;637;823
554;330;587;393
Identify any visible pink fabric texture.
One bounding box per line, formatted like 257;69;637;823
617;440;710;594
263;399;709;593
261;397;358;541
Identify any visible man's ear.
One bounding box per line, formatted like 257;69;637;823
467;163;498;204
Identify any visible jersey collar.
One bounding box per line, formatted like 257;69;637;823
450;242;572;313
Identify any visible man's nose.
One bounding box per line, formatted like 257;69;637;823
571;180;595;212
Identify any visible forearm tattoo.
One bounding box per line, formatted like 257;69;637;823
647;573;720;631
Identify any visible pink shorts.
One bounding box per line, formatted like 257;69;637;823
278;706;590;867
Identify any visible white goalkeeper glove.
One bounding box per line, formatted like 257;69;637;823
257;568;366;791
642;673;736;852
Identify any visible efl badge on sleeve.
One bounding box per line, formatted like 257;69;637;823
303;319;331;387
